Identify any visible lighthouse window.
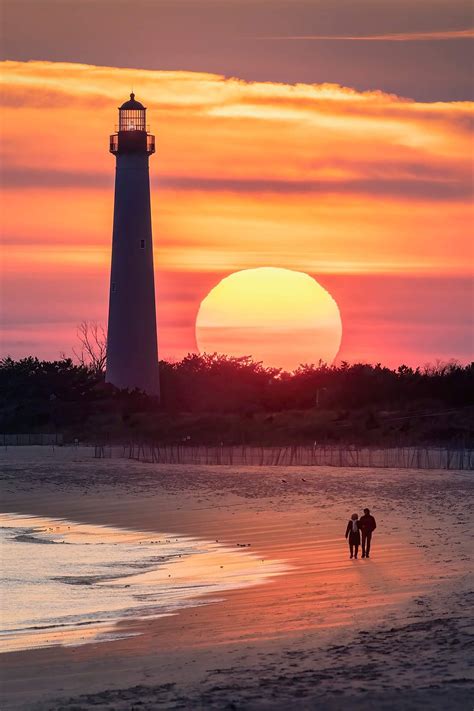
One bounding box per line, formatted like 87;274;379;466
111;282;116;293
140;239;146;249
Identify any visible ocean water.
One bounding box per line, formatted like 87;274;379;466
0;513;285;652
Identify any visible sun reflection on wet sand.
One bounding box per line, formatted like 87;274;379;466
130;508;438;651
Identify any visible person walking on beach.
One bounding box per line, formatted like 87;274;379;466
359;508;377;558
345;513;361;559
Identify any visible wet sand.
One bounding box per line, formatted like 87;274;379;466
1;447;473;709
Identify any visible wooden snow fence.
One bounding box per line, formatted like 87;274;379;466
94;443;474;470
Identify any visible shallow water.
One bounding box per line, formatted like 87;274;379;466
0;513;286;652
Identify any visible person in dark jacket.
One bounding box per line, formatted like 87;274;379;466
345;513;361;559
359;508;377;558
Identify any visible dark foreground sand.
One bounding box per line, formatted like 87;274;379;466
0;447;473;710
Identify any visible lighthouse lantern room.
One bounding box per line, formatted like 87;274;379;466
109;93;155;155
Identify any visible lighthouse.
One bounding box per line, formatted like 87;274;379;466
106;94;160;397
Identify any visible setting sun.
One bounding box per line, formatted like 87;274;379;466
195;267;342;370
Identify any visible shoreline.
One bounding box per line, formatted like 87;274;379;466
0;511;287;655
1;449;473;709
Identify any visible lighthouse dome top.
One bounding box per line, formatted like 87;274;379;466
119;93;146;110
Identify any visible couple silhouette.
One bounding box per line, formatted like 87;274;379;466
345;508;377;559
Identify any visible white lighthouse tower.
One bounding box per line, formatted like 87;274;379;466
106;94;160;397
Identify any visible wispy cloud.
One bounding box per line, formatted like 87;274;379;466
3;168;471;202
259;29;474;42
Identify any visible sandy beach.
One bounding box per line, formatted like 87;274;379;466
0;447;472;710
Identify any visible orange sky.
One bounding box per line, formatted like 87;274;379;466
1;60;473;367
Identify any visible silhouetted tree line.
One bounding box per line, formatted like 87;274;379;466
1;354;473;444
159;354;473;413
